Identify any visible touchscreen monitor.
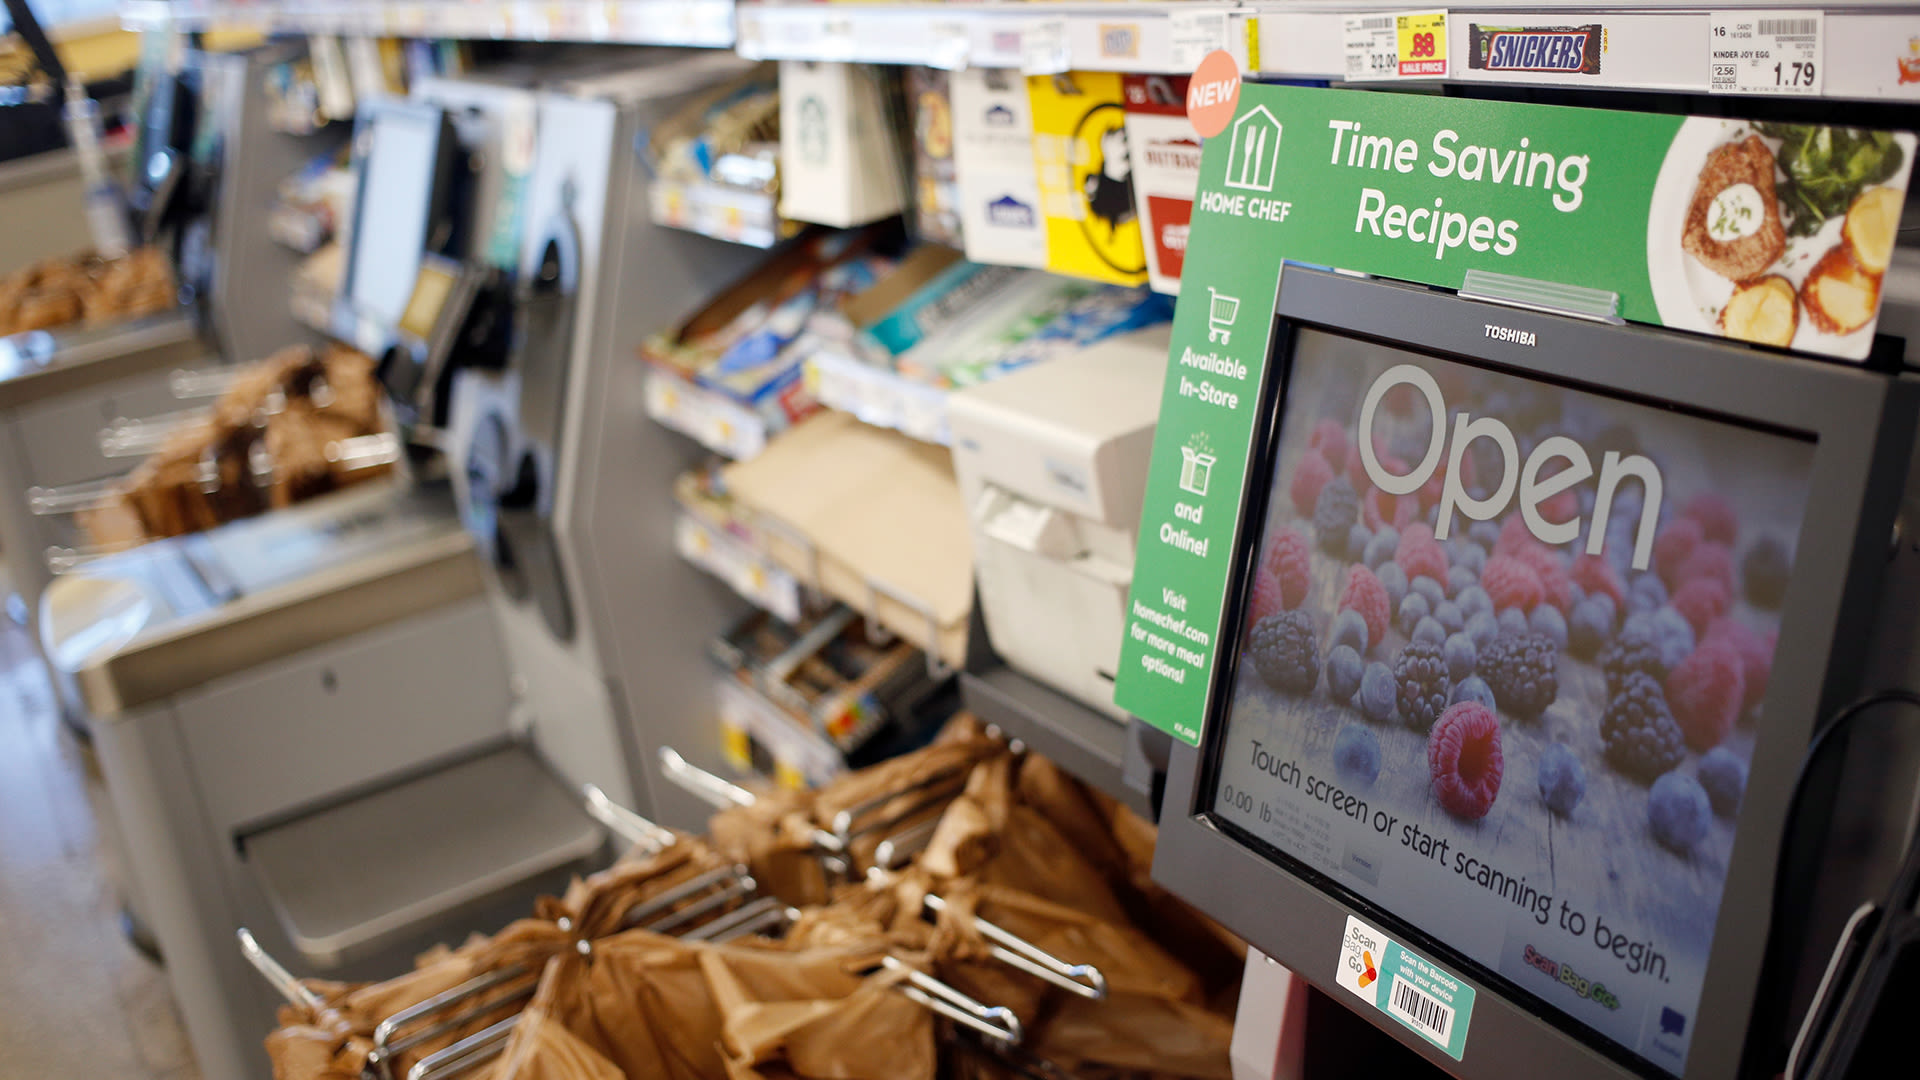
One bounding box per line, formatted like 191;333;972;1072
1210;326;1815;1077
347;106;445;329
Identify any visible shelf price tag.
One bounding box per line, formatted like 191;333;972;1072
1169;8;1233;74
819;16;857;61
1709;11;1824;95
1343;9;1447;81
1022;18;1072;76
928;19;971;70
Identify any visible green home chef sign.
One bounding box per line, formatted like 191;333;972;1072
1116;84;1914;745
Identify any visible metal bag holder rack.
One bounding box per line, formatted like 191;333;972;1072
28;360;406;574
658;745;973;881
237;782;1039;1080
656;747;1108;1004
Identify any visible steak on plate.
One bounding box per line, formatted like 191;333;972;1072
1682;135;1788;282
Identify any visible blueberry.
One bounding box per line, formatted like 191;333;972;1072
1568;598;1613;659
1567;582;1586;609
1364;527;1399;570
1499;607;1530;638
1697;748;1747;817
1326;644;1365;703
1456;585;1493;620
1447;565;1479;598
1453;542;1487;577
1398;592;1431;635
1443;633;1478;681
1470;520;1501;551
1530;604;1569;651
1378;562;1410;610
1359;662;1398;723
1466;611;1501;650
1649;772;1713;852
1348;523;1374;564
1647;607;1696;670
1629;573;1668;614
1413;616;1447;647
1329;608;1370;657
1333;724;1383;786
1434;600;1465;636
1538;743;1587;817
1450;674;1496;710
1412;575;1447;611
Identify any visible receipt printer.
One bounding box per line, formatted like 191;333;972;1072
947;325;1169;719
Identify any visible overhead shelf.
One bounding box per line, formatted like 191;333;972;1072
805;347;951;446
121;0;738;48
649;178;794;250
124;1;1920;102
961;663;1156;820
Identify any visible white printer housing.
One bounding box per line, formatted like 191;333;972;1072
947;325;1168;720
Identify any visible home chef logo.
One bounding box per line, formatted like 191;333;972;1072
1359;364;1663;570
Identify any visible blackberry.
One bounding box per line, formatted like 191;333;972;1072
1600;626;1667;697
1249;611;1319;694
1600;672;1687;784
1479;633;1559;720
1314;477;1361;553
1394;640;1452;733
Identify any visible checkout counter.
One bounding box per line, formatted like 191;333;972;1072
42;482;610;1080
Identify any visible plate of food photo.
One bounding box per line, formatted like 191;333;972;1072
1647;117;1912;360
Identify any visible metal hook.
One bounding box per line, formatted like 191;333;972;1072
882;955;1023;1044
235;928;323;1011
368;966;533;1080
581;783;676;852
862;869;1107;1001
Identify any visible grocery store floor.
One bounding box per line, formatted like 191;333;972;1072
0;608;201;1079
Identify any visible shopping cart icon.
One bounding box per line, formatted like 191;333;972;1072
1206;287;1240;345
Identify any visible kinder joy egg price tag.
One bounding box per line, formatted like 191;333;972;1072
1186;50;1240;138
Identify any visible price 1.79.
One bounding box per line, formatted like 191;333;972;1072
1773;60;1816;87
1221;783;1273;823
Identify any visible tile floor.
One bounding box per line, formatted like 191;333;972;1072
0;613;201;1079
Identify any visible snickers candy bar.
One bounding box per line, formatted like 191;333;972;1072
1467;23;1602;74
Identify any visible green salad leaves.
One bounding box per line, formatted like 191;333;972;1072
1756;123;1905;238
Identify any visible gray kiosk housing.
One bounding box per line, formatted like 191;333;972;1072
1153;268;1920;1080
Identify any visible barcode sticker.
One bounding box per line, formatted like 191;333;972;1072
1335;915;1475;1060
1709;10;1824;95
1390;977;1454;1040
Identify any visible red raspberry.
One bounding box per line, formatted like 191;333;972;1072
1515;544;1573;614
1671;578;1732;638
1482;555;1545;614
1428;702;1504;820
1705;618;1774;713
1363;487;1416;532
1570;553;1624;612
1495;516;1540;558
1678;541;1737;595
1289;451;1335;519
1396;523;1434;564
1262;528;1312;611
1399;539;1450;586
1310;419;1350;472
1667;643;1745;752
1339;564;1391;648
1654;518;1705;592
1682;493;1740;546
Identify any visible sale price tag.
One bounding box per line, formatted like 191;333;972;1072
1344;10;1448;81
1709;10;1824;95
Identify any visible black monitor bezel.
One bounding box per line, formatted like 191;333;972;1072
1152;267;1916;1080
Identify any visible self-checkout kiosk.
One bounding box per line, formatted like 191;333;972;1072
39;51;770;1080
1122;84;1920;1080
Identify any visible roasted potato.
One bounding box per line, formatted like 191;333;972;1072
1842;185;1902;275
1720;275;1798;347
1802;246;1882;336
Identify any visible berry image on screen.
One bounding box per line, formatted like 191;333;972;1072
1211;329;1814;1077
